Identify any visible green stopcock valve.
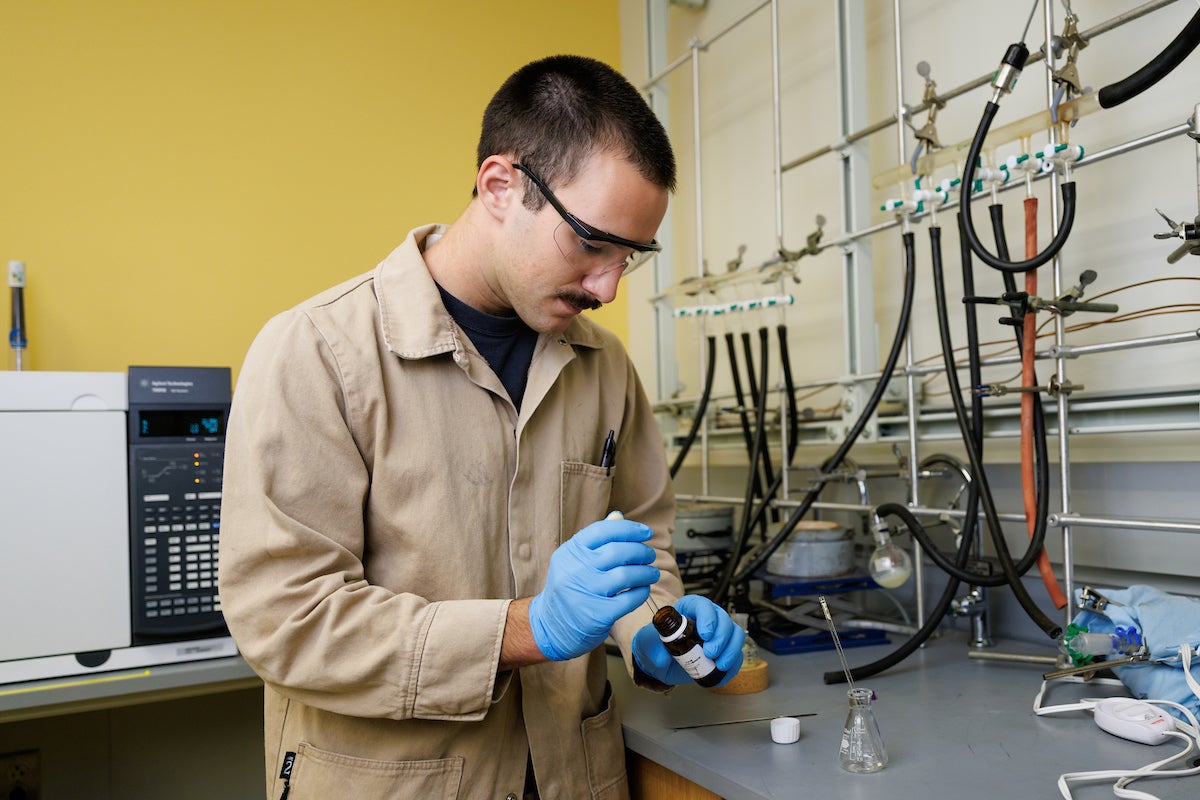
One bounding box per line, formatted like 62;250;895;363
1061;622;1095;667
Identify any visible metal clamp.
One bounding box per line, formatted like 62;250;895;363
1050;9;1089;123
1042;652;1147;681
974;376;1084;399
1077;585;1124;615
907;61;946;174
778;216;826;263
1154;207;1200;264
911;61;945;151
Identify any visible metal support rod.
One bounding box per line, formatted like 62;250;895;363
891;0;906;165
653;122;1192;303
1194;101;1200;213
966;650;1058;665
656;328;1199;411
676;493;1200;537
640;0;771;89
1040;0;1077;625
1049;329;1200;358
691;44;705;284
675;493;1031;526
891;0;926;627
771;0;784;253
780;0;1184;173
680;330;1198;408
820;123;1193;253
690;40;711;498
1048;513;1200;535
769;0;791;498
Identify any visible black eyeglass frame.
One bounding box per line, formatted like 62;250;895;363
513;163;662;255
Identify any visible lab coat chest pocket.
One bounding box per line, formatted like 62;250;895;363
560;461;613;543
287;743;463;800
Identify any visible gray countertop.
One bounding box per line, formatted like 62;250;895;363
0;656;260;724
609;634;1197;799
5;643;1195;797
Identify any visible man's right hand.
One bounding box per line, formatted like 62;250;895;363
528;516;660;661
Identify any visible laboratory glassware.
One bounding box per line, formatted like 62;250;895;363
839;688;888;773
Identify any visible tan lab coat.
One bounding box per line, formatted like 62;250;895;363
219;225;682;800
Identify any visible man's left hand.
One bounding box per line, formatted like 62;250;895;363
632;594;745;687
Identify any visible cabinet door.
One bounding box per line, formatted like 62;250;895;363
0;410;131;661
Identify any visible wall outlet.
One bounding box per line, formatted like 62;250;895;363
0;750;40;800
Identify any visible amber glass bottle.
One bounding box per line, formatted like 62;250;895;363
652;605;726;687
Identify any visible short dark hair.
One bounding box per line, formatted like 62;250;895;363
476;54;676;210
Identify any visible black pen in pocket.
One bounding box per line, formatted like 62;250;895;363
600;428;615;475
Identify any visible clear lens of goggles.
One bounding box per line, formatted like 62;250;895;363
553;220;655;277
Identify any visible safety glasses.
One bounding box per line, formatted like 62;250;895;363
514;163;661;278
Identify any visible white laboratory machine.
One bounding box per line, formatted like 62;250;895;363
0;369;237;685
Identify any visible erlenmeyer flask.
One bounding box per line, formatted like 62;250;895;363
838;688;888;773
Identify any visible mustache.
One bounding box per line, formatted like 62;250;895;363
556;290;602;312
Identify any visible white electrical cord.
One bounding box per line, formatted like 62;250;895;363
1033;644;1200;800
1058;711;1198;800
1033;674;1125;716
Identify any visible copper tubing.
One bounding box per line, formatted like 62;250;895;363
1023;197;1068;609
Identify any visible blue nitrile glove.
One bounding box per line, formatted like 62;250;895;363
632;594;746;687
529;517;661;661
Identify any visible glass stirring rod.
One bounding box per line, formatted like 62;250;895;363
819;595;854;691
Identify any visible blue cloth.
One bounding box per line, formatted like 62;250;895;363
1071;585;1200;722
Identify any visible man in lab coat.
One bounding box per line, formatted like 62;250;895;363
219;54;744;800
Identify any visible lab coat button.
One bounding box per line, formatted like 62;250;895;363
518;543;531;560
506;794;518;800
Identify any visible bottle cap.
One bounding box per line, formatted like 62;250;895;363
770;716;800;744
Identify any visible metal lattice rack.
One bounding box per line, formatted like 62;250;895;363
634;0;1200;633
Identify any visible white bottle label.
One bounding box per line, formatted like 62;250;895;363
673;643;718;680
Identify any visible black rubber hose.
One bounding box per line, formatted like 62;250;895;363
725;333;755;458
1099;8;1200;109
989;203;1009;260
824;503;971;684
956;211;986;564
725;332;768;524
929;224;1061;638
669;335;718;479
959;102;1077;274
740;331;778;503
729;328;772;580
710;232;917;606
723;327;799;545
776;324;800;468
960;213;986;450
891;462;1049;587
826;222;982;684
877;218;1046;587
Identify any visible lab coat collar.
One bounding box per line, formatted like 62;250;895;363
376;224;606;361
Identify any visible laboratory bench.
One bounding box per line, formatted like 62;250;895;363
609;633;1197;800
2;644;1194;798
0;656;260;724
0;657;264;800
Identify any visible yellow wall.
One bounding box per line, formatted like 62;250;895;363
1;1;629;383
